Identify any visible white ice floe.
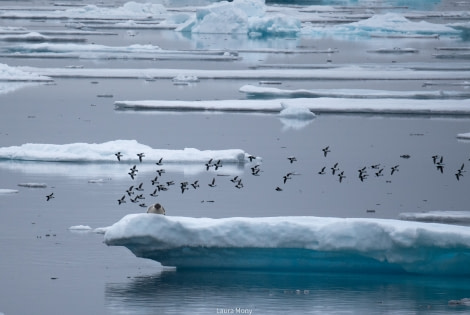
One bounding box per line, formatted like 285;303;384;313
115;98;470;115
17;183;47;188
0;31;86;43
175;0;300;36
172;74;200;84
0;63;52;82
279;102;315;120
457;132;470;140
239;85;470;100
302;13;461;38
0;189;19;194
2;43;239;61
19;65;470;81
104;214;470;275
399;211;470;225
0;2;167;20
68;225;92;231
0;139;252;164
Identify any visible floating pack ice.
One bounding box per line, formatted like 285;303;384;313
303;13;460;38
104;215;470;275
399;211;470;225
175;0;300;36
0;63;52;82
0;140;252;164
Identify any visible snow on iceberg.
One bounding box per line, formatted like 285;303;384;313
240;84;470;100
105;214;470;275
399;211;470;225
0;140;252;164
303;13;460;38
176;0;300;36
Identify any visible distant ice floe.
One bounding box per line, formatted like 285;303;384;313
0;2;168;20
302;13;461;38
68;225;92;231
0;63;52;82
399;211;470;225
457;132;470;140
0;31;86;43
115;98;470;115
105;214;470;275
279;102;315;120
20;64;470;81
1;43;239;61
175;0;301;36
240;85;470;100
17;183;47;188
0;189;19;194
0;139;252;164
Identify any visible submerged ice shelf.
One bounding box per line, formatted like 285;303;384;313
104;214;470;275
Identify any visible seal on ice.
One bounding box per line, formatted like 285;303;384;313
147;203;165;215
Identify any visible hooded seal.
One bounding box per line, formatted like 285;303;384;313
147;203;165;215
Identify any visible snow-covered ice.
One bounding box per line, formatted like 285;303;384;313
279;102;315;120
175;0;300;36
0;63;52;82
302;13;462;38
399;211;470;225
115;98;470;115
68;225;93;231
457;132;470;140
0;189;19;194
0;140;253;164
105;214;470;275
240;84;470;100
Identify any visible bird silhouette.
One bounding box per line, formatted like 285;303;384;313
235;179;243;189
230;176;239;183
117;195;126;205
208;178;217;187
128;171;136;180
191;180;200;189
46;192;54;201
156;169;165;176
391;165;399;175
137;153;145;162
318;166;326;175
156;157;163;165
375;168;384;177
275;186;283;191
331;163;339;175
180;182;189;194
338;171;346;183
214;160;223;170
248;155;257;162
287;156;297;164
115;152;123;161
151;176;159;186
135;182;144;191
126;185;134;196
150;189;158;197
205;158;214;170
322;146;330;157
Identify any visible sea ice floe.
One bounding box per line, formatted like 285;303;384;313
68;225;93;231
0;189;19;194
399;211;470;225
17;183;47;188
279;102;315;120
0;63;52;82
0;139;253;164
104;214;470;275
457;132;470;140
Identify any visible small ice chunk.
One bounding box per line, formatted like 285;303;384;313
18;183;47;188
279;102;315;120
68;225;92;230
0;189;19;194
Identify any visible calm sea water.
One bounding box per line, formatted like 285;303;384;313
1;0;470;314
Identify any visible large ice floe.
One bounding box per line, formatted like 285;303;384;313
104;214;470;275
115;98;470;115
175;0;301;36
0;140;251;164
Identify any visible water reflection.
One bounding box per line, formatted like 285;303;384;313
106;269;470;314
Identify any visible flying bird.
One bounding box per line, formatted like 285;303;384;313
156;157;163;165
318;166;326;175
338;171;346;183
331;163;339;175
137;153;145;162
248;155;257;162
191;180;200;189
126;185;134;196
322;146;330;157
391;165;399;175
149;189;158;197
135;182;144;191
115;152;123;161
287;156;297;164
156;169;165;176
117;195;126;205
275;186;283;191
208;178;217;187
46;192;54;201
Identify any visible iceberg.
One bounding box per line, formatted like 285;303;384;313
175;0;301;36
457;132;470;140
399;211;470;225
0;140;252;164
105;214;470;275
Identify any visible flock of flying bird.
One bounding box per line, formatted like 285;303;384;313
45;146;467;203
113;152;259;208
